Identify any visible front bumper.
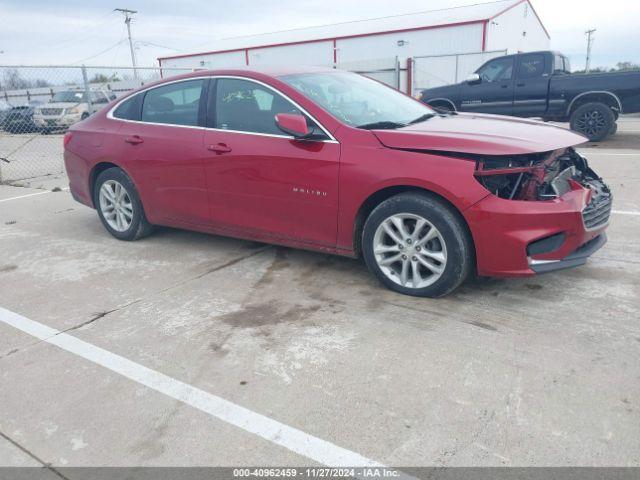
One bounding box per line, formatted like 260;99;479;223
34;114;81;128
465;187;609;277
528;233;606;273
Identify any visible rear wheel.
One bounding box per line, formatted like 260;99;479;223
570;102;615;142
94;167;154;241
362;193;473;297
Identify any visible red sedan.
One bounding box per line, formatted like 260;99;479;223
64;67;611;297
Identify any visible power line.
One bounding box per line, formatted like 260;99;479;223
114;8;139;79
135;41;181;52
110;25;128;65
39;11;119;51
70;39;128;65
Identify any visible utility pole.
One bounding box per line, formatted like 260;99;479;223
585;28;596;73
115;8;138;79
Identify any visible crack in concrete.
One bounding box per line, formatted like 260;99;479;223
0;245;272;361
0;430;70;479
63;309;119;334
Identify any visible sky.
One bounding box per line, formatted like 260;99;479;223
0;0;638;71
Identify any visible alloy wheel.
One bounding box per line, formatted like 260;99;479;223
575;109;607;138
372;213;448;289
99;180;133;232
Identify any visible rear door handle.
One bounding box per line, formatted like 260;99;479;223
501;84;509;88
124;135;144;145
207;143;232;154
516;83;526;87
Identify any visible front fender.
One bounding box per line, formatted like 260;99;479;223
336;145;489;251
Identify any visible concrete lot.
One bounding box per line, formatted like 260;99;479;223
0;118;639;471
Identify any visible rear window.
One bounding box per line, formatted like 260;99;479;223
519;54;545;79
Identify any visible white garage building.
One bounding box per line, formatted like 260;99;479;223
158;0;550;94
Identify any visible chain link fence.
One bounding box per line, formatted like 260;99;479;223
0;65;192;183
1;55;499;183
411;50;507;94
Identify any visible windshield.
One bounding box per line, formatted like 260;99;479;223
51;91;84;103
281;71;435;128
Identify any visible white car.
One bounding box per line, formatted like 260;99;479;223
33;89;116;131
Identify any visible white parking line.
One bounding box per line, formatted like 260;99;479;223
612;210;640;216
0;188;69;203
0;307;384;469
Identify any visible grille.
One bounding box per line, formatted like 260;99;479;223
582;180;612;230
40;108;63;116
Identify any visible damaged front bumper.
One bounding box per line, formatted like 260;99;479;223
528;233;606;274
464;149;611;277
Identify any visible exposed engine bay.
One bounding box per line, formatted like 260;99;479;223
473;148;610;203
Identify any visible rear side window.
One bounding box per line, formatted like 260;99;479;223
141;80;204;126
113;94;142;121
519;54;545;79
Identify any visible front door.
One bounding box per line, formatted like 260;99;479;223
203;77;340;247
460;56;515;115
512;53;550;117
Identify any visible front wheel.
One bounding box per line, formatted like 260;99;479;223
94;167;154;241
570;102;615;142
362;193;473;297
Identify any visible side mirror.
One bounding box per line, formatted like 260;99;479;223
466;73;481;85
275;113;310;138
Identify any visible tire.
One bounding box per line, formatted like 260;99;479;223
609;122;618;136
570;102;615;142
93;167;154;241
362;192;473;298
81;112;89;120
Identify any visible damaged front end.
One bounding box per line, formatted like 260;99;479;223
473;148;612;229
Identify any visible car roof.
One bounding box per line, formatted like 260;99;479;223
160;65;345;81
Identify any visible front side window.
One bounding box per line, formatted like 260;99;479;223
213;78;316;136
519;55;545;79
141;79;203;126
91;92;110;104
477;58;514;83
281;71;434;128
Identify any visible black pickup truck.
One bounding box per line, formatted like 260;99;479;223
417;50;640;141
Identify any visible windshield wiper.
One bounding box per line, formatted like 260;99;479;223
357;121;406;130
408;113;436;125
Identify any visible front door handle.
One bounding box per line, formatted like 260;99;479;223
516;83;526;87
124;135;144;145
207;143;232;154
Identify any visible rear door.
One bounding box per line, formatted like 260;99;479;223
512;53;550;117
203;77;340;247
114;78;209;226
459;56;515;115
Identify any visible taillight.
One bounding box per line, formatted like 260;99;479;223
63;131;73;148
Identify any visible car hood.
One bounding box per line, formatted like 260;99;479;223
372;113;587;156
